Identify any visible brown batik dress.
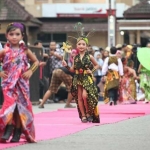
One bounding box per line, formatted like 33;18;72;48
71;53;100;123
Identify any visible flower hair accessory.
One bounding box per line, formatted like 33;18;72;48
61;41;72;60
61;42;72;53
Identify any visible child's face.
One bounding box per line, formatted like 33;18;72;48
97;54;101;59
6;28;23;45
116;52;122;58
104;51;109;57
76;40;87;52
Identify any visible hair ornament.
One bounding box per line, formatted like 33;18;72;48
7;22;24;32
68;22;95;45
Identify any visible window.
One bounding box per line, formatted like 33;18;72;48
53;34;66;42
37;33;66;47
0;34;6;42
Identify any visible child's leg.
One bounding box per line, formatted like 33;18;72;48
82;88;93;122
10;107;22;143
1;108;14;141
82;88;88;114
77;85;87;122
1;117;14;141
13;107;21;128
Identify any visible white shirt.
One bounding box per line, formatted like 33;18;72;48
0;42;3;51
94;58;103;76
102;55;123;76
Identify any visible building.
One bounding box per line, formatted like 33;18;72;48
118;0;150;46
0;0;147;47
0;0;42;44
16;0;129;47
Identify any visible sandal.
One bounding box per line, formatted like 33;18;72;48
81;116;87;123
86;113;93;122
38;105;44;108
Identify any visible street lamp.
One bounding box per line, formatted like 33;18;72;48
120;31;124;35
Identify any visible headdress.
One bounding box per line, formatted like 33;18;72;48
61;22;95;55
7;22;24;32
68;22;95;45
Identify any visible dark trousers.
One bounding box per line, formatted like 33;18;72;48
39;76;49;99
108;88;118;102
54;86;68;103
95;76;102;92
0;86;4;105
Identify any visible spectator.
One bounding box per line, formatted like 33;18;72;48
0;42;3;51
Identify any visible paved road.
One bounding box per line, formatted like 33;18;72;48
7;103;150;150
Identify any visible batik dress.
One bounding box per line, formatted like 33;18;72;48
0;46;35;142
71;53;100;123
140;67;150;101
119;71;136;103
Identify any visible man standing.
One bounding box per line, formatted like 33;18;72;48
47;41;63;83
102;46;123;105
0;42;3;51
38;67;75;108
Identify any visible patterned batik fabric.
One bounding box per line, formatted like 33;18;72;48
104;70;119;104
140;67;150;101
103;56;119;104
119;75;136;103
0;47;35;142
71;53;100;123
49;69;72;93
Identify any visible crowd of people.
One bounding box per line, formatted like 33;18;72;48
0;21;150;144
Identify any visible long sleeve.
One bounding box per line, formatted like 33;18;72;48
102;57;109;75
118;58;124;76
0;43;3;51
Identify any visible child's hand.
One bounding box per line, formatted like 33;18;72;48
0;71;8;79
101;76;106;84
22;70;33;80
39;62;46;67
62;60;67;66
86;68;92;74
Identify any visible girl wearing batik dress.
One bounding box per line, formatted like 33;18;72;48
0;22;39;143
63;37;100;123
138;64;150;103
119;58;137;104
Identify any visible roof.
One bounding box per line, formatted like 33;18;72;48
40;22;117;32
0;0;41;25
124;0;150;18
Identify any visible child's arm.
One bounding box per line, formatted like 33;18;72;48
26;49;39;68
0;49;5;58
89;55;99;70
137;64;142;74
22;49;39;79
62;59;75;73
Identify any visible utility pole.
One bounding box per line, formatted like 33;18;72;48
106;0;116;47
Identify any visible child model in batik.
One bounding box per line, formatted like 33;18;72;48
0;22;39;143
62;23;100;123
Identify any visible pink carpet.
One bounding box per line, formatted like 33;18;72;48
0;102;150;149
